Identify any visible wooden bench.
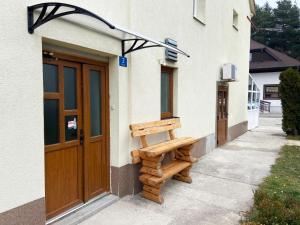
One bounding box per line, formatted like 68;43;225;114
130;118;199;204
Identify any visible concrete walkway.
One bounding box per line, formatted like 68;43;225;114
79;118;286;225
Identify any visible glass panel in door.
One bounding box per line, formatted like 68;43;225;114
43;64;58;92
44;99;59;145
89;70;102;137
161;72;170;113
64;67;77;110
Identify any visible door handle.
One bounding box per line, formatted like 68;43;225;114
80;129;84;145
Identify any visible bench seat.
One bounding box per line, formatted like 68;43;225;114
139;137;197;157
139;160;191;185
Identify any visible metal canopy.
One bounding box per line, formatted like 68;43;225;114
28;2;190;57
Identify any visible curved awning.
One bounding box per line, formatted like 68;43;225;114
28;2;190;57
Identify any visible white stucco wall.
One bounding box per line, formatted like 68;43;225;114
0;1;45;213
128;0;251;145
248;109;260;130
0;0;252;213
251;72;282;113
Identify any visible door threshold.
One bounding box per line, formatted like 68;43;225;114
47;193;119;225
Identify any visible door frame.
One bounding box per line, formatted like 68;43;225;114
42;50;110;217
215;82;229;146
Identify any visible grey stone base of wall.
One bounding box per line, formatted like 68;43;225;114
228;121;248;142
111;163;142;197
0;198;45;225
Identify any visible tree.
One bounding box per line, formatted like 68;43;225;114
252;3;275;45
252;0;300;60
279;68;300;135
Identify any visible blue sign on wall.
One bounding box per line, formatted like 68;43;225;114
119;56;128;67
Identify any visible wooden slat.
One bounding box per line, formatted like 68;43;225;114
140;137;190;151
141;137;197;157
133;123;180;137
139;174;164;188
130;118;181;137
142;160;161;169
146;160;191;185
130;118;180;131
140;166;163;177
139;152;165;162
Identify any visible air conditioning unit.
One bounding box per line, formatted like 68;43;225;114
222;64;237;81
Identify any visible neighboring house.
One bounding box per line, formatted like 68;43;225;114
250;40;300;113
0;1;255;224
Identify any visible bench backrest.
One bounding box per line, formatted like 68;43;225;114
130;118;181;163
130;118;181;138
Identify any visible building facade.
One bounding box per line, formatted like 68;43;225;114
0;0;255;224
250;40;300;114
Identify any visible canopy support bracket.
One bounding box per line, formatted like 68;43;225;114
122;39;160;56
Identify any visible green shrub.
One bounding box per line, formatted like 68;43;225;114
244;190;300;225
279;68;300;135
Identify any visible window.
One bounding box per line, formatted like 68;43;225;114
264;84;280;100
161;67;173;119
233;9;239;30
193;0;206;24
248;75;260;111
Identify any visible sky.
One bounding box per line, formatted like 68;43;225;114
255;0;300;8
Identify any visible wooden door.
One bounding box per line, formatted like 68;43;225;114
83;64;109;201
217;85;228;146
43;56;109;219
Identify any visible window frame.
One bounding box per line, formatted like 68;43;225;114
232;9;239;31
193;0;206;25
248;75;260;111
263;84;280;100
161;67;174;119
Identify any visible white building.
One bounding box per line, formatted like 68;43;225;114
250;40;300;114
0;1;255;224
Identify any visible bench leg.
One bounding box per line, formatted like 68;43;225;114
173;167;192;183
139;174;165;204
139;153;165;177
176;145;198;163
141;183;164;204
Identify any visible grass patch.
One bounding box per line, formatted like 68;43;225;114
287;135;300;141
242;145;300;225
